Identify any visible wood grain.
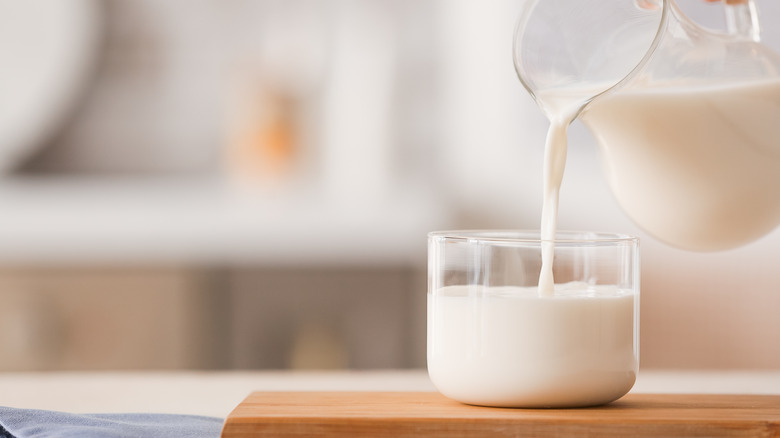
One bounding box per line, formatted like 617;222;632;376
221;392;780;437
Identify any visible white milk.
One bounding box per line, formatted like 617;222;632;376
581;79;780;251
427;284;638;408
538;97;582;296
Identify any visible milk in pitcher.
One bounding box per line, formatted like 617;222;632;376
581;79;780;251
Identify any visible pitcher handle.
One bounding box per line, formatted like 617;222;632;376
723;0;761;41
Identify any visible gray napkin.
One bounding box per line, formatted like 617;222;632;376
0;407;223;438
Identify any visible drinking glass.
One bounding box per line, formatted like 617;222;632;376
427;230;640;408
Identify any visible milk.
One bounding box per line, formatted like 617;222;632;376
538;101;580;296
427;284;638;408
581;79;780;251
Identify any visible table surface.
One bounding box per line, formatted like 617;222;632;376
0;370;779;418
222;392;780;438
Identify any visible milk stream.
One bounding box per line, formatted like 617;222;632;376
537;95;586;296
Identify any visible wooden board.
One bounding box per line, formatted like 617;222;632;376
221;392;780;437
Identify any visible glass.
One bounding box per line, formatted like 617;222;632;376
427;231;640;408
514;0;663;117
513;0;768;114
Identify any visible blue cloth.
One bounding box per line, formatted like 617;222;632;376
0;407;223;438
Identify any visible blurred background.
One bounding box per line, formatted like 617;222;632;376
0;0;778;372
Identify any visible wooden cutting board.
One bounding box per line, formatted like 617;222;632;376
221;392;780;437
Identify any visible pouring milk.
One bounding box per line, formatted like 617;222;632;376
522;0;780;292
537;100;581;296
537;77;780;292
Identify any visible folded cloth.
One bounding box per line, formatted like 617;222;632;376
0;407;223;438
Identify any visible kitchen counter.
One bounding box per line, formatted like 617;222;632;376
0;370;779;418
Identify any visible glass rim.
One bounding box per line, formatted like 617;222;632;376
428;230;639;245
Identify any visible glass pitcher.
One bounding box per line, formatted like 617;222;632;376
515;0;780;251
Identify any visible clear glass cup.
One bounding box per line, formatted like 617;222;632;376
427;230;640;408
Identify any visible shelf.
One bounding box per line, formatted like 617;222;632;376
0;177;446;266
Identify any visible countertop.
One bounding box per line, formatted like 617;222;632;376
0;370;779;418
